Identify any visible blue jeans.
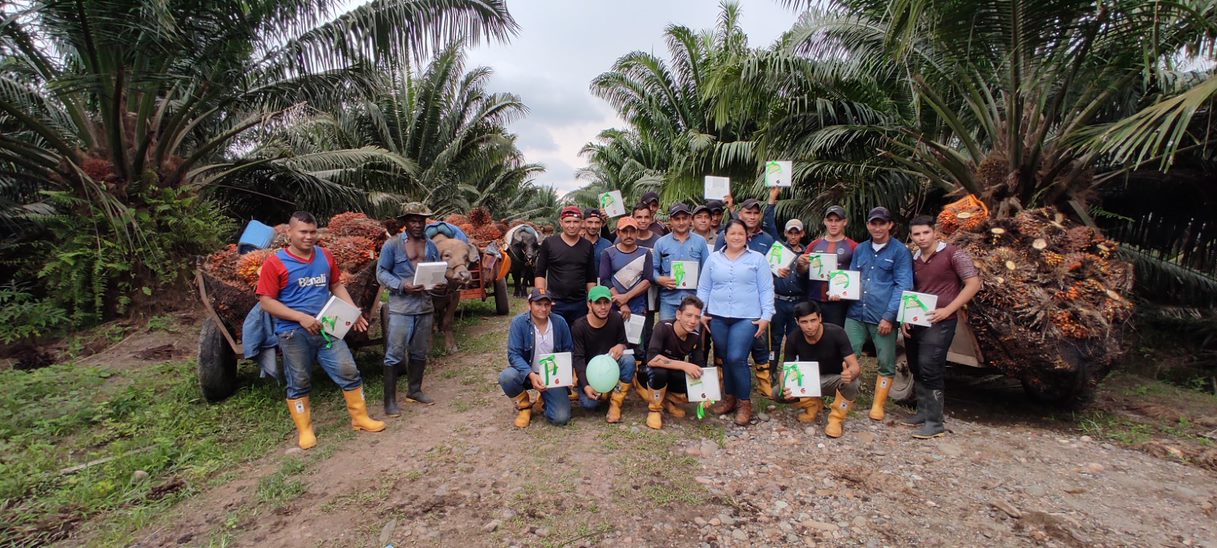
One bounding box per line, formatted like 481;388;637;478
279;328;363;399
552;299;586;332
498;367;572;425
659;301;678;322
710;316;761;401
906;318;957;391
384;312;434;367
577;354;637;410
770;298;799;366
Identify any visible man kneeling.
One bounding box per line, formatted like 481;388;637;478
640;296;707;429
572;286;636;422
781;301;861;438
499;289;574;428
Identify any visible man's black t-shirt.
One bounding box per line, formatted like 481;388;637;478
536;235;597;301
782;323;854;375
647;320;706;367
571;312;628;389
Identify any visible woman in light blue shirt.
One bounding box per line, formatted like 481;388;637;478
696;219;775;426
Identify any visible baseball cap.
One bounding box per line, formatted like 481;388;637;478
588;285;612;302
705;199;725;213
824;205;847;219
583;207;603;219
692;204;710;216
867;207;893;222
785;219;805;232
527;288;553;302
560;205;583;220
668;203;692;217
740;198;762;210
641;191;660;205
616;216;641;231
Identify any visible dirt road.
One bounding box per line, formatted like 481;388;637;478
99;308;1217;547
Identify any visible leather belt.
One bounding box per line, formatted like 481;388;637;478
775;294;803;302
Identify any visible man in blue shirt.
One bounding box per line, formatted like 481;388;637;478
499;289;575;428
653;203;709;322
770;218;808;398
839;207;914;422
376;201;445;416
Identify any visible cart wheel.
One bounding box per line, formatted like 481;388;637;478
889;349;915;402
198;318;238;403
494;278;510;315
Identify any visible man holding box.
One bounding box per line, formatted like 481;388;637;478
571;286;635;422
797;205;858;327
653;203;709;322
900;215;981;438
770;218;808;399
781;301;862;438
500;289;575;428
376;201;445;415
840;206;913;422
257;211;385;450
640;296;707;429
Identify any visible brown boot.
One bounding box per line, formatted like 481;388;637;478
754;364;774;399
734;400;753;426
664;391;688;418
606;381;630;423
513;392;532;428
709;395;738;416
646;387;666;430
794;397;824;424
869;376;893;421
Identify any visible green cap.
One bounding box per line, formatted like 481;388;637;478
588;285;612;302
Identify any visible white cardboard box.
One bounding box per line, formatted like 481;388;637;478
537;352;573;388
827;270;860;300
704;176;730;200
764;160;792;187
600;190;626;218
316;296;362;340
625;314;645;345
782;362;822;398
806;252;838;281
412;261;448;289
686;366;721;402
672;260;699;289
897;291;939;327
767;242;796;276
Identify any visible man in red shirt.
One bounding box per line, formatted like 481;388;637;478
900;215;981;438
257;212;385;450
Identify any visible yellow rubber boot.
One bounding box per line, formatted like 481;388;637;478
754;365;774;399
286;397;317;450
646;387;665;430
869;376;893;421
825;390;853;438
664;391;688;418
794;397;824;424
343;387;386;432
513;392;532;428
633;376;649;403
606;381;631;423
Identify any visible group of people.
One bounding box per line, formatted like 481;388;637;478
253;189;979;451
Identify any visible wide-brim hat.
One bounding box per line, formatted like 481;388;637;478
397;202;433;219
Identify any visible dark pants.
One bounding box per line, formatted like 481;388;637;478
551;299;586;332
770;297;800;365
906;318;958;391
639;363;689;393
816;300;848;328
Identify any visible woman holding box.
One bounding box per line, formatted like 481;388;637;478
697;219;775;426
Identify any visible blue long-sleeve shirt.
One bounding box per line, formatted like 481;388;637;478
845;239;914;324
696;248;775;321
652;232;709;308
376;233;441;315
506;311;573;374
714;204;778;254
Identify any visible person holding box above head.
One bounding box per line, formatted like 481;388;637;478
653;203;709;322
780;301;862;438
640;295;708;429
798;205;858;328
838;206;913;422
699;219;775;426
500;289;575;428
901;215;981;439
571;285;636;423
376;201;445;416
257;211;385;450
536;206;598;330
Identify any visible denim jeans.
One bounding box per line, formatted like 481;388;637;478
577;353;637;410
498;367;571;425
905;318;957;391
844;318;898;377
711;316;761;401
278;328;363;399
384;312;434;367
769;298;799;366
551;299;586;333
659;301;677;322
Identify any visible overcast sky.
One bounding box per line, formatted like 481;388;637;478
465;1;796;196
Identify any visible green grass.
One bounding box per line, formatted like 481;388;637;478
145;315;177;333
256;457;308;508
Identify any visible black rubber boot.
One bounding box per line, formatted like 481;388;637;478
383;364;401;417
901;383;928;426
406;358;434;405
912;389;946;439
